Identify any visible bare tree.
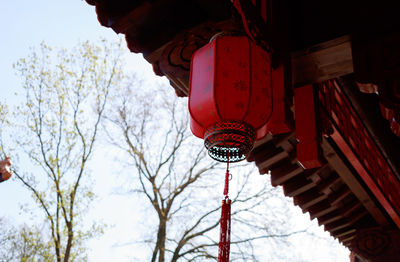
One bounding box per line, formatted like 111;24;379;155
105;82;305;262
0;40;125;262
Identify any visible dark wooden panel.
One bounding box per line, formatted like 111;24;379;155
329;186;352;206
270;160;303;186
318;210;343;226
331;226;356;239
324;218;351;232
308;200;338;219
293;188;327;209
316;172;341;194
283;175;315;197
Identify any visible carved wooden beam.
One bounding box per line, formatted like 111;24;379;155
291;35;353;86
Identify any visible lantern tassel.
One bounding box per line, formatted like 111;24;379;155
218;198;231;262
218;156;231;262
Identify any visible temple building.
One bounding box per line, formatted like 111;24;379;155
85;1;400;261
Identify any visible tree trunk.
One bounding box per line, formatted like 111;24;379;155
150;217;167;262
158;219;167;262
64;222;73;262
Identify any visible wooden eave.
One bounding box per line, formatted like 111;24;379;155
247;129;392;248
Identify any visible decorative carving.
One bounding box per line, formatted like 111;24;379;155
158;32;208;80
355;229;390;257
147;20;239;96
351;228;400;262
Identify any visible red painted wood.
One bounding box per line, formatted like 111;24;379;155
266;64;293;134
330;127;400;227
319;79;400;228
294;85;323;169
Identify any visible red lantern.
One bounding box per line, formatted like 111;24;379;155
0;156;12;183
189;35;273;162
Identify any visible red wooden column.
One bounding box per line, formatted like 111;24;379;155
294;85;323;169
268;64;293;134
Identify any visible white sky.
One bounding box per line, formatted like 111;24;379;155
0;1;350;261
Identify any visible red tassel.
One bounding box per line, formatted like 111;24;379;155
218;153;231;262
218;198;231;262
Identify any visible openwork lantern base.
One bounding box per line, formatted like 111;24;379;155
204;121;255;162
